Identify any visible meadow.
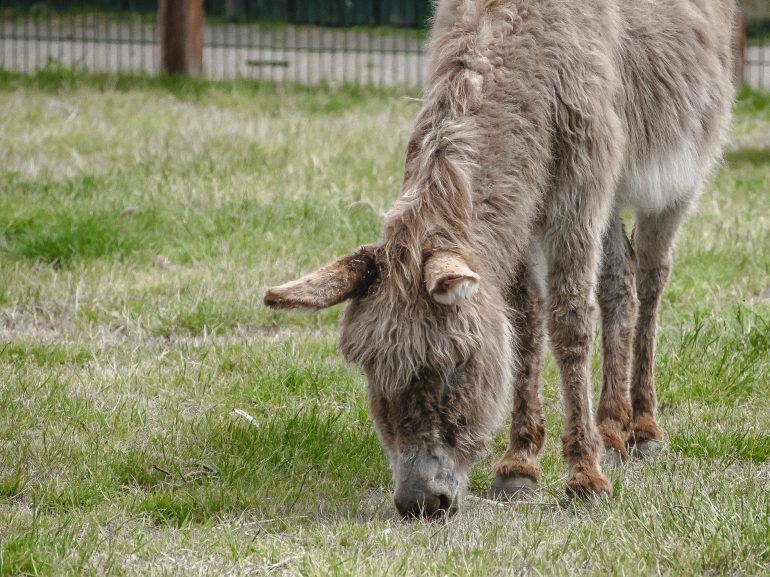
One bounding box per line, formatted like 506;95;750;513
0;69;768;576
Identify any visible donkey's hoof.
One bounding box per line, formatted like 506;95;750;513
630;439;664;459
489;474;538;501
565;471;612;500
601;447;625;469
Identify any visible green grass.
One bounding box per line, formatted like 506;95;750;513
0;71;768;576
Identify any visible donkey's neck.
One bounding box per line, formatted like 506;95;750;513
383;0;553;288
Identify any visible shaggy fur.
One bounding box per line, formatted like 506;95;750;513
265;0;735;515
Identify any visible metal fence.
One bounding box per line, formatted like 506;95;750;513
0;2;768;90
746;40;770;90
0;2;428;85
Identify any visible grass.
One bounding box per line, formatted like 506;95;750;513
0;69;768;576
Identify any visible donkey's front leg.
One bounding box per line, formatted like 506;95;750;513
545;216;611;497
491;258;546;498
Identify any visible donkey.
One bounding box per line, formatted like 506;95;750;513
264;0;735;518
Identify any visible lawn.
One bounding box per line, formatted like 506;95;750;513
0;69;768;576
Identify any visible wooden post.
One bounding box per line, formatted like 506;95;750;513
159;0;204;76
732;11;745;87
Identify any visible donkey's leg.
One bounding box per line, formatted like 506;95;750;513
545;211;611;497
628;205;688;456
491;257;546;498
596;211;638;466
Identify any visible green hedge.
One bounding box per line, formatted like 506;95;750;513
207;0;432;27
0;1;433;27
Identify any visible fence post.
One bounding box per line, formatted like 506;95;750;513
159;0;204;76
733;10;745;87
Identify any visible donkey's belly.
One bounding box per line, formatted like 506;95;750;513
617;139;706;212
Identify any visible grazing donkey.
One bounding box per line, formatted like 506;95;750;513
265;0;735;517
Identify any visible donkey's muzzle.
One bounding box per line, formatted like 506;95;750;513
392;450;462;519
394;480;458;519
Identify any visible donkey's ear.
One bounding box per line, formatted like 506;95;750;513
423;251;479;305
264;246;378;311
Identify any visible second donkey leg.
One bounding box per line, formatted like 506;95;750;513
596;211;638;464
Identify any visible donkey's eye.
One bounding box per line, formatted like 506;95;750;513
454;357;473;375
445;357;473;389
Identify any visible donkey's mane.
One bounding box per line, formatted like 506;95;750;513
379;1;518;302
340;2;527;394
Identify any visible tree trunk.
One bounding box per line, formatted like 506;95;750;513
159;0;204;76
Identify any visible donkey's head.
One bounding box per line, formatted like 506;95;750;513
264;244;512;518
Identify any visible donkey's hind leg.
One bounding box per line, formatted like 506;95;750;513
491;257;547;499
596;210;638;466
628;204;689;457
